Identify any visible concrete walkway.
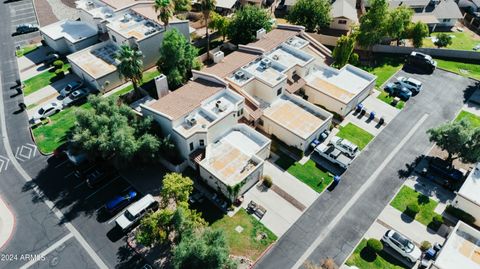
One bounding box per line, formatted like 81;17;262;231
463;89;480;116
404;176;455;204
376;205;446;246
0;197;15;250
17;45;53;81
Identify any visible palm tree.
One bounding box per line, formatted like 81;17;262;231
154;0;174;27
200;0;216;61
116;44;143;96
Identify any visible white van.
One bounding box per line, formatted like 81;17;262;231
115;194;158;231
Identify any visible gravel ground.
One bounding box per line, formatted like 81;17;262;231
45;0;79;20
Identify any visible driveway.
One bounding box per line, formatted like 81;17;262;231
18;45;54;81
254;68;477;269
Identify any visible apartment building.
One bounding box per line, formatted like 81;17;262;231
202;25;374;151
452;163;480;227
141;72;271;201
43;0;189;92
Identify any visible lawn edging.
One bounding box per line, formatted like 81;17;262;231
250;241;276;267
436;66;480;82
29;124;54;156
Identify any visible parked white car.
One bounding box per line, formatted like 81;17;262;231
381;230;422;263
329;136;359;158
115;194;158;231
30;102;62;124
314;144;353;169
396;77;422;94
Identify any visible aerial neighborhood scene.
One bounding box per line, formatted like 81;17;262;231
1;0;480;267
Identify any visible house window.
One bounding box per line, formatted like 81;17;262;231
442;19;450;22
237;108;244;117
199;140;205;147
111;35;117;43
338;20;347;25
277;88;282;96
189;142;194;151
258;119;264;126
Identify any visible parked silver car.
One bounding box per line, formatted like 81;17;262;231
60;81;83;97
62;88;89;107
397;77;422;94
30;102;61;124
381;230;422;263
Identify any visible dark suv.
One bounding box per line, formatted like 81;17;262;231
406;52;437;73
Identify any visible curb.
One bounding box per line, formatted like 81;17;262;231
436;66;480;82
0;197;16;252
29;126;53;156
249;242;275;268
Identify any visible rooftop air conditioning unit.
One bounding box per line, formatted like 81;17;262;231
213;51;224;63
185;114;197;126
256;28;266;40
272;54;279;61
215;100;228;112
260;58;272;69
86;1;94;6
122;14;131;22
234;70;245;79
105;13;113;18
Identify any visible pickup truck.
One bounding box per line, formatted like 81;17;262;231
314;144;353;169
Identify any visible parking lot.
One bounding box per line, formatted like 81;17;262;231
27;155;150;268
8;0;40;47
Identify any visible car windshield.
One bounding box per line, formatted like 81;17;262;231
38;108;45;114
393;232;414;252
125;210;136;221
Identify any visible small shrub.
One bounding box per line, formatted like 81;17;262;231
446;205;476;224
263;175;273;188
366;238;383;253
420;240;432;251
54;69;65;79
406;203;420;217
53;60;64;69
433;214;444;225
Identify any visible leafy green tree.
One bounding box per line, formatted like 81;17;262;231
209;12;230;41
71;96;161;162
173;0;190;12
160;172;194;206
357;0;389;49
387;6;413;45
172;228;237;269
136;208;175;246
332;34;356;68
200;0;216;60
157;29;200;89
227;5;272;44
408;21;429;48
154;0;174;27
427;118;480;166
286;0;331;32
434;33;452;48
115;44;143;96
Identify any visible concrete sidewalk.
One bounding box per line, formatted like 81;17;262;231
0;197;15;250
377;205;445;246
17;45;53;81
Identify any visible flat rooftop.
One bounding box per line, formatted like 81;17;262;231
266;44;313;70
174;91;242;137
435;221;480;269
107;12;162;40
243;58;286;86
458;163;480;205
201;129;265;186
306;65;375;103
263;96;327;139
148;78;225;120
68;43;118;79
40;20;97;43
202;50;259;79
247;28;300;51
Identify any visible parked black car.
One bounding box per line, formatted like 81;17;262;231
423;157;465;190
405;52;437;73
16;24;38;34
43;53;60;66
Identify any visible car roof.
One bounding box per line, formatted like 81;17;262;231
406;77;421;84
126;194;155;216
391;231;410;245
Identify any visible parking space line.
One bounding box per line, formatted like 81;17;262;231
55;160;69;169
19;233;74;269
291;114;430;269
73;181;85;189
11;16;36;22
64;171;75;179
85;176;120;200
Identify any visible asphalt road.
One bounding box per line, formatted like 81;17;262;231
254;68;478;269
0;1;146;268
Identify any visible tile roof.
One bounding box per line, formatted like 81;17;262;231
99;0;151;10
202;51;259;78
247;28;299;51
131;4;182;25
148;78;224;120
331;0;358;22
434;0;463;19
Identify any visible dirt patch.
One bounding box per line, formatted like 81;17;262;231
428;145;474;171
34;0;58;26
60;0;76;8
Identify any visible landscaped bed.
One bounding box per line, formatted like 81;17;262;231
377;90;405;109
16;44;38;57
211;208;277;261
423;31;480;51
346;239;408;269
436;59;480;81
455;110;480;128
23;64;71;96
337;123;374;150
390;186;442;228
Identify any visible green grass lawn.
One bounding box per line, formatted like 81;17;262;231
390;186;441;227
436;59;480;80
337;123;374;150
455;110;480;128
23;64;71;96
377;91;405;109
32;103;92;153
16;44;38;57
113;69;161;97
211;208;277;261
356;57;404;88
346;239;408;269
273;150;333;193
423;32;480;50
